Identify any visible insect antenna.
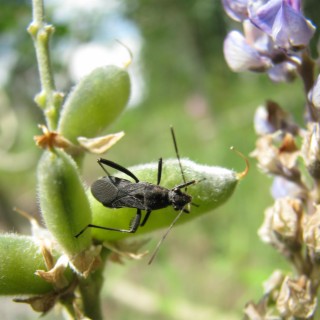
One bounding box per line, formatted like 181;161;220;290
170;126;187;185
171;125;194;214
148;208;185;265
148;127;195;264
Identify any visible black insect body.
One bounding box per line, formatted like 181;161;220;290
75;128;200;263
92;174;190;212
76;157;195;236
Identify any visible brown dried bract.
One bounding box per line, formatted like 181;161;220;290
77;131;125;154
103;239;149;264
34;124;72;150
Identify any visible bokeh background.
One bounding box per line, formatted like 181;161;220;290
1;0;320;319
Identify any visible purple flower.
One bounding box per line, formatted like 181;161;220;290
248;0;315;49
222;1;315;80
223;26;271;72
222;0;249;22
267;61;296;82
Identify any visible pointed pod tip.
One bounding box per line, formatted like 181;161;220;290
115;39;133;69
230;146;250;180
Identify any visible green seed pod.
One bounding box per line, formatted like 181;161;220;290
87;159;242;241
37;149;91;255
58;65;130;144
0;234;53;295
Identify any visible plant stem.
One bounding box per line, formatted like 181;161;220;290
28;0;63;130
78;249;110;319
78;272;104;320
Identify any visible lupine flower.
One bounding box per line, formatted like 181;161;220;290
267;60;297;82
222;1;320;318
222;0;315;81
222;0;249;22
248;0;315;50
223;19;299;80
223;29;271;72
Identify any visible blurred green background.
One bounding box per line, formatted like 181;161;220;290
1;0;319;319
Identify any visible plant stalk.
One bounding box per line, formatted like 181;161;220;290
28;0;62;130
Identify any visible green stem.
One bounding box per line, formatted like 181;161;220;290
78;249;110;319
78;273;104;320
28;0;62;130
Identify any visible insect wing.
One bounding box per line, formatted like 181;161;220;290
91;176;132;207
111;183;147;210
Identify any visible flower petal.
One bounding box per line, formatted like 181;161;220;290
249;0;282;35
272;2;315;48
222;0;249;22
223;30;271;72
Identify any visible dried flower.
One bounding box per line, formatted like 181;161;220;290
301;122;320;179
309;74;320;108
77;131;125;154
251;133;300;180
243;299;268;320
276;275;317;318
263;270;285;295
303;206;320;262
253;100;299;136
103;239;149;264
258;197;303;249
271;176;305;200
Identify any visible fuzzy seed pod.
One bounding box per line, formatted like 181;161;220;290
37;149;91;255
86;159;241;241
58;65;130;144
0;234;54;295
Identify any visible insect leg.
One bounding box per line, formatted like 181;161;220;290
157;158;162;185
74;209;142;237
140;210;151;227
129;209;142;232
98;158;140;183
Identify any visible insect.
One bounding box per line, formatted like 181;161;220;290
75;127;201;263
